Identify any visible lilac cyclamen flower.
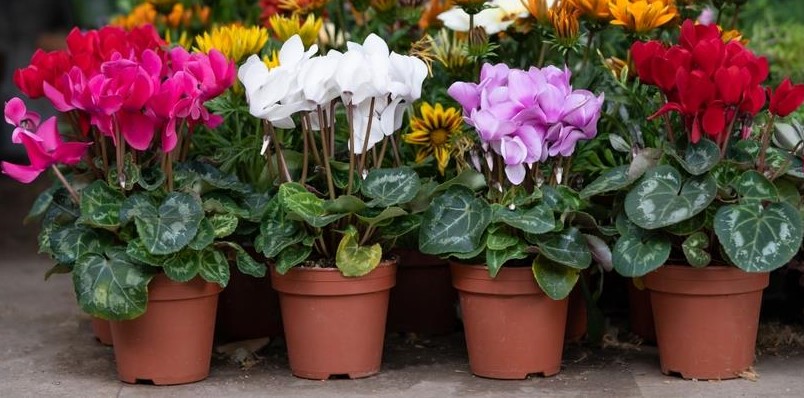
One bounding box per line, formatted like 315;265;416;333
448;63;604;185
697;7;716;26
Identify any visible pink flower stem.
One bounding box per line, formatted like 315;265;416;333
114;123;126;190
51;165;79;204
757;114;776;173
719;107;739;160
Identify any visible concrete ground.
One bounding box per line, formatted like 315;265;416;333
2;177;804;398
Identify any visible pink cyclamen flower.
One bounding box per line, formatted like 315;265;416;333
1;99;90;183
4;97;41;143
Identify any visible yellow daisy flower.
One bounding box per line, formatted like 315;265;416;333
263;50;281;69
195;25;269;64
404;102;463;175
269;14;323;48
608;0;677;34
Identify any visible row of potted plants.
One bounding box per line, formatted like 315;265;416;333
3;0;804;385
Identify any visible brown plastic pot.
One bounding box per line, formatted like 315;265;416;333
91;317;113;346
627;279;656;343
451;263;568;379
110;274;222;385
645;265;769;380
215;263;283;343
271;261;397;380
387;248;457;335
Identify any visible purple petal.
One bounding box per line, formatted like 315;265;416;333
1;161;45;183
448;81;480;112
505;164;526;185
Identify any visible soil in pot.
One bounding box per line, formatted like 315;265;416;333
387;248;457;335
110;274;222;385
215;263;283;343
271;261;396;380
645;265;769;380
91;317;113;346
451;263;568;380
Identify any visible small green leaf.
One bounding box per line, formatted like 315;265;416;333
285;191;345;227
532;255;579;300
138;167;166;191
669;138;720;175
536;228;592;269
241;192;272;222
275;245;312;274
78;181;125;230
625;165;716;230
203;193;248;217
356;206;408;226
434;169;486;193
135;192;205;255
612;232;671;277
44;263;71;280
126;239;171;267
50;225;108;265
734;170;779;205
163;249;201;282
73;248;157;320
119;194;158;225
209;213;238;238
362;166;421;207
258;200;306;258
380;215;421;239
107;153;141;191
197;249;230;287
715;202;803;272
188;218;216;250
336;226;382;277
178;161;250;193
682;232;711;268
218;242;267;277
491;203;555;234
324;195;367;214
419;186;491;256
486;228;519;250
486;241;527;278
775;179;801;207
579;165;632;199
25;186;55;224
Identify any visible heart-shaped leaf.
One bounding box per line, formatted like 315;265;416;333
275;245;312;274
669;138;720;175
25;186;56;224
323;195;367;214
107;153;141;191
775;179;801;207
50;225;109;265
491;203;555;234
285;191;345;227
486;241;527;278
178;161;250;193
126;239;170;267
119;194;158;225
356;207;408;226
218;242;267;277
715;202;803;272
73;248;156;320
536;227;592;269
361;166;421;207
188;219;216;250
625;165;716;230
79;181;125;231
209;213;238;238
486;227;519;251
197;248;230;287
336;226;382;277
579;165;632;199
203;192;248;217
163;249;200;282
138;166;166;191
135;192;205;255
682;232;711;267
612;231;671;277
419;186;491;256
532;255;579;300
734;170;779;205
380;215;421;240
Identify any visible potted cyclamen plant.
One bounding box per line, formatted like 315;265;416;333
583;20;804;379
239;34;438;379
5;25;266;385
419;62;608;379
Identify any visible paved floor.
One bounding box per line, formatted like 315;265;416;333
1;177;804;397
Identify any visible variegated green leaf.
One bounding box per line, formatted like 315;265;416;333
361;166;421;207
178;161;250;193
218;242;267;277
532;255;579;300
79;181;125;230
734;170;779;205
163;249;200;282
197;249;230;287
25;186;55;224
188;218;216;250
138;166;166;191
356;206;408;226
126;239;170;267
486;228;519;251
715;202;803;272
775;179;801;207
491;203;555;234
625;165;716;230
486;241;527;278
135;192;204;255
669;138;720;175
119;194;158;225
536;227;592;269
380;215;421;240
612;232;671;277
241;192;272;222
209;213;238;238
285;191;345;227
579;165;632;199
50;225;109;265
682;232;711;268
107;153;140;191
258;199;306;258
323;195;366;214
203;193;248;217
275;245;312;274
73;248;156;320
419;186;491;256
336;226;382;277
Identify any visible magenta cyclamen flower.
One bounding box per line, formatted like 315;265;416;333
448;63;604;185
2;98;91;183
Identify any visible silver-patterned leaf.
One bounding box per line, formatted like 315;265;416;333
734;170;779;205
486;241;527;278
669;138;720;175
79;181;125;230
336;226;382;277
612;232;671;277
579;165;632;199
72;248;156;320
163;249;200;282
532;255;579;300
209;213;238;238
275;245;312;274
361;166;421;207
536;227;592;269
625;165;716;230
491;203;555;234
135;192;204;255
419;186;491;256
188;218;216;250
682;231;711;267
197;248;230;287
715;202;803;272
285;191;345;227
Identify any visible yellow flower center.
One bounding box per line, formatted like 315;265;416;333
430;129;450;146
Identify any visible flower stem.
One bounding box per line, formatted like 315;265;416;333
358;98;377;174
166;150;174;191
51;165;79;204
303;114;323;168
114;121;126;190
389;134;402;167
719;108;739;160
758;114;776;173
300;118;310;183
265;121;292;183
316;107;337;200
346;103;356;195
376;136;389;169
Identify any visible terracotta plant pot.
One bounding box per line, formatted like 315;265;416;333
271;261;397;380
645;265;769;380
564;284;587;343
451;263;568;379
110;275;222;385
215;264;283;343
91;317;113;346
387;248;457;335
627;280;656;343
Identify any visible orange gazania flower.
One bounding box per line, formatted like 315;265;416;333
608;0;677;33
568;0;611;20
420;0;453;30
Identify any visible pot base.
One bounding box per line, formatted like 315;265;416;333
292;368;380;381
91;317;113;346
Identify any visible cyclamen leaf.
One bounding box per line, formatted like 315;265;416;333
275;245;312;274
197;249;230;287
419;186;491;256
536;228;592;269
485;242;527;278
491;203;555;234
625;165;716;230
336;226;382;277
217;242;267;278
734;170;779;205
188;218;216;250
134;192;205;255
579;165;632;199
79;181;125;230
361;166;421;207
682;232;711;268
532;255;579;300
209;213;239;238
285;192;345;227
669;138;720;176
612;232;671;277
